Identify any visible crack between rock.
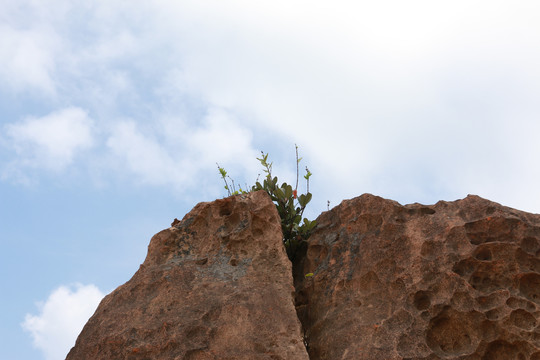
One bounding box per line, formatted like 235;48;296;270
290;245;312;360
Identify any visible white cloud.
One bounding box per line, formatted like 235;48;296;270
0;24;60;95
4;107;94;173
2;0;540;211
22;283;105;360
106;120;187;186
183;108;258;167
145;0;540;211
105;109;259;194
0;0;146;97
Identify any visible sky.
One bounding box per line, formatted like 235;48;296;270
1;1;540;359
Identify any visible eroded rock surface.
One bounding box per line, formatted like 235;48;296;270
67;191;308;360
294;194;540;359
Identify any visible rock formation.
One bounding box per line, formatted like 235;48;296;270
294;194;540;359
67;191;309;359
68;192;540;359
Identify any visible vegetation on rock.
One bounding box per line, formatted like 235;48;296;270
217;145;316;260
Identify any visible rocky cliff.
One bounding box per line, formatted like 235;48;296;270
67;192;540;359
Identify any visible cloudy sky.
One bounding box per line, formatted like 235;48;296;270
1;1;540;359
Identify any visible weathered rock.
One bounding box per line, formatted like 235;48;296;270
67;191;309;360
294;194;540;359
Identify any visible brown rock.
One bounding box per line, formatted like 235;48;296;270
294;194;540;359
67;191;309;360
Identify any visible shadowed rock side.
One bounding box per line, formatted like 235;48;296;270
67;191;309;360
294;194;540;360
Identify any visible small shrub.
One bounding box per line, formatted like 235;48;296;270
217;145;316;260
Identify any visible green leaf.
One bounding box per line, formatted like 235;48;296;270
305;272;314;277
304;167;312;180
274;187;285;200
298;194;307;207
305;219;317;231
287;201;295;213
283;184;293;198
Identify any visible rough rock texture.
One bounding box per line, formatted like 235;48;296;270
67;191;308;360
68;191;540;359
294;194;540;359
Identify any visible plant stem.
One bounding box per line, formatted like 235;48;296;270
295;144;299;192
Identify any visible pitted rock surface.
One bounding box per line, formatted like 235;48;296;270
67;191;308;360
294;194;540;359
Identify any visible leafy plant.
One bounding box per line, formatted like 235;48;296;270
217;145;316;260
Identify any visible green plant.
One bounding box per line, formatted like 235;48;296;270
217;145;316;260
217;164;247;196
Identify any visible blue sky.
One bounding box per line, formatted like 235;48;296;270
1;1;540;359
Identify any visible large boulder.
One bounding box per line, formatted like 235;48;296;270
67;191;309;359
68;191;540;359
294;194;540;359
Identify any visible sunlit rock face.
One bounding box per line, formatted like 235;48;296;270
294;194;540;360
67;191;309;360
67;191;540;359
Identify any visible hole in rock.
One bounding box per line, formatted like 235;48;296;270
464;217;522;245
515;248;540;273
479;320;498;341
426;308;482;356
505;296;536;312
196;258;208;265
482;340;523;360
521;237;540;254
509;309;537;331
452;259;477;277
474;247;492;261
218;200;233;216
485;308;504;321
469;269;508;294
421;241;440;259
413;291;431;311
418;207;436;215
518;273;540;305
